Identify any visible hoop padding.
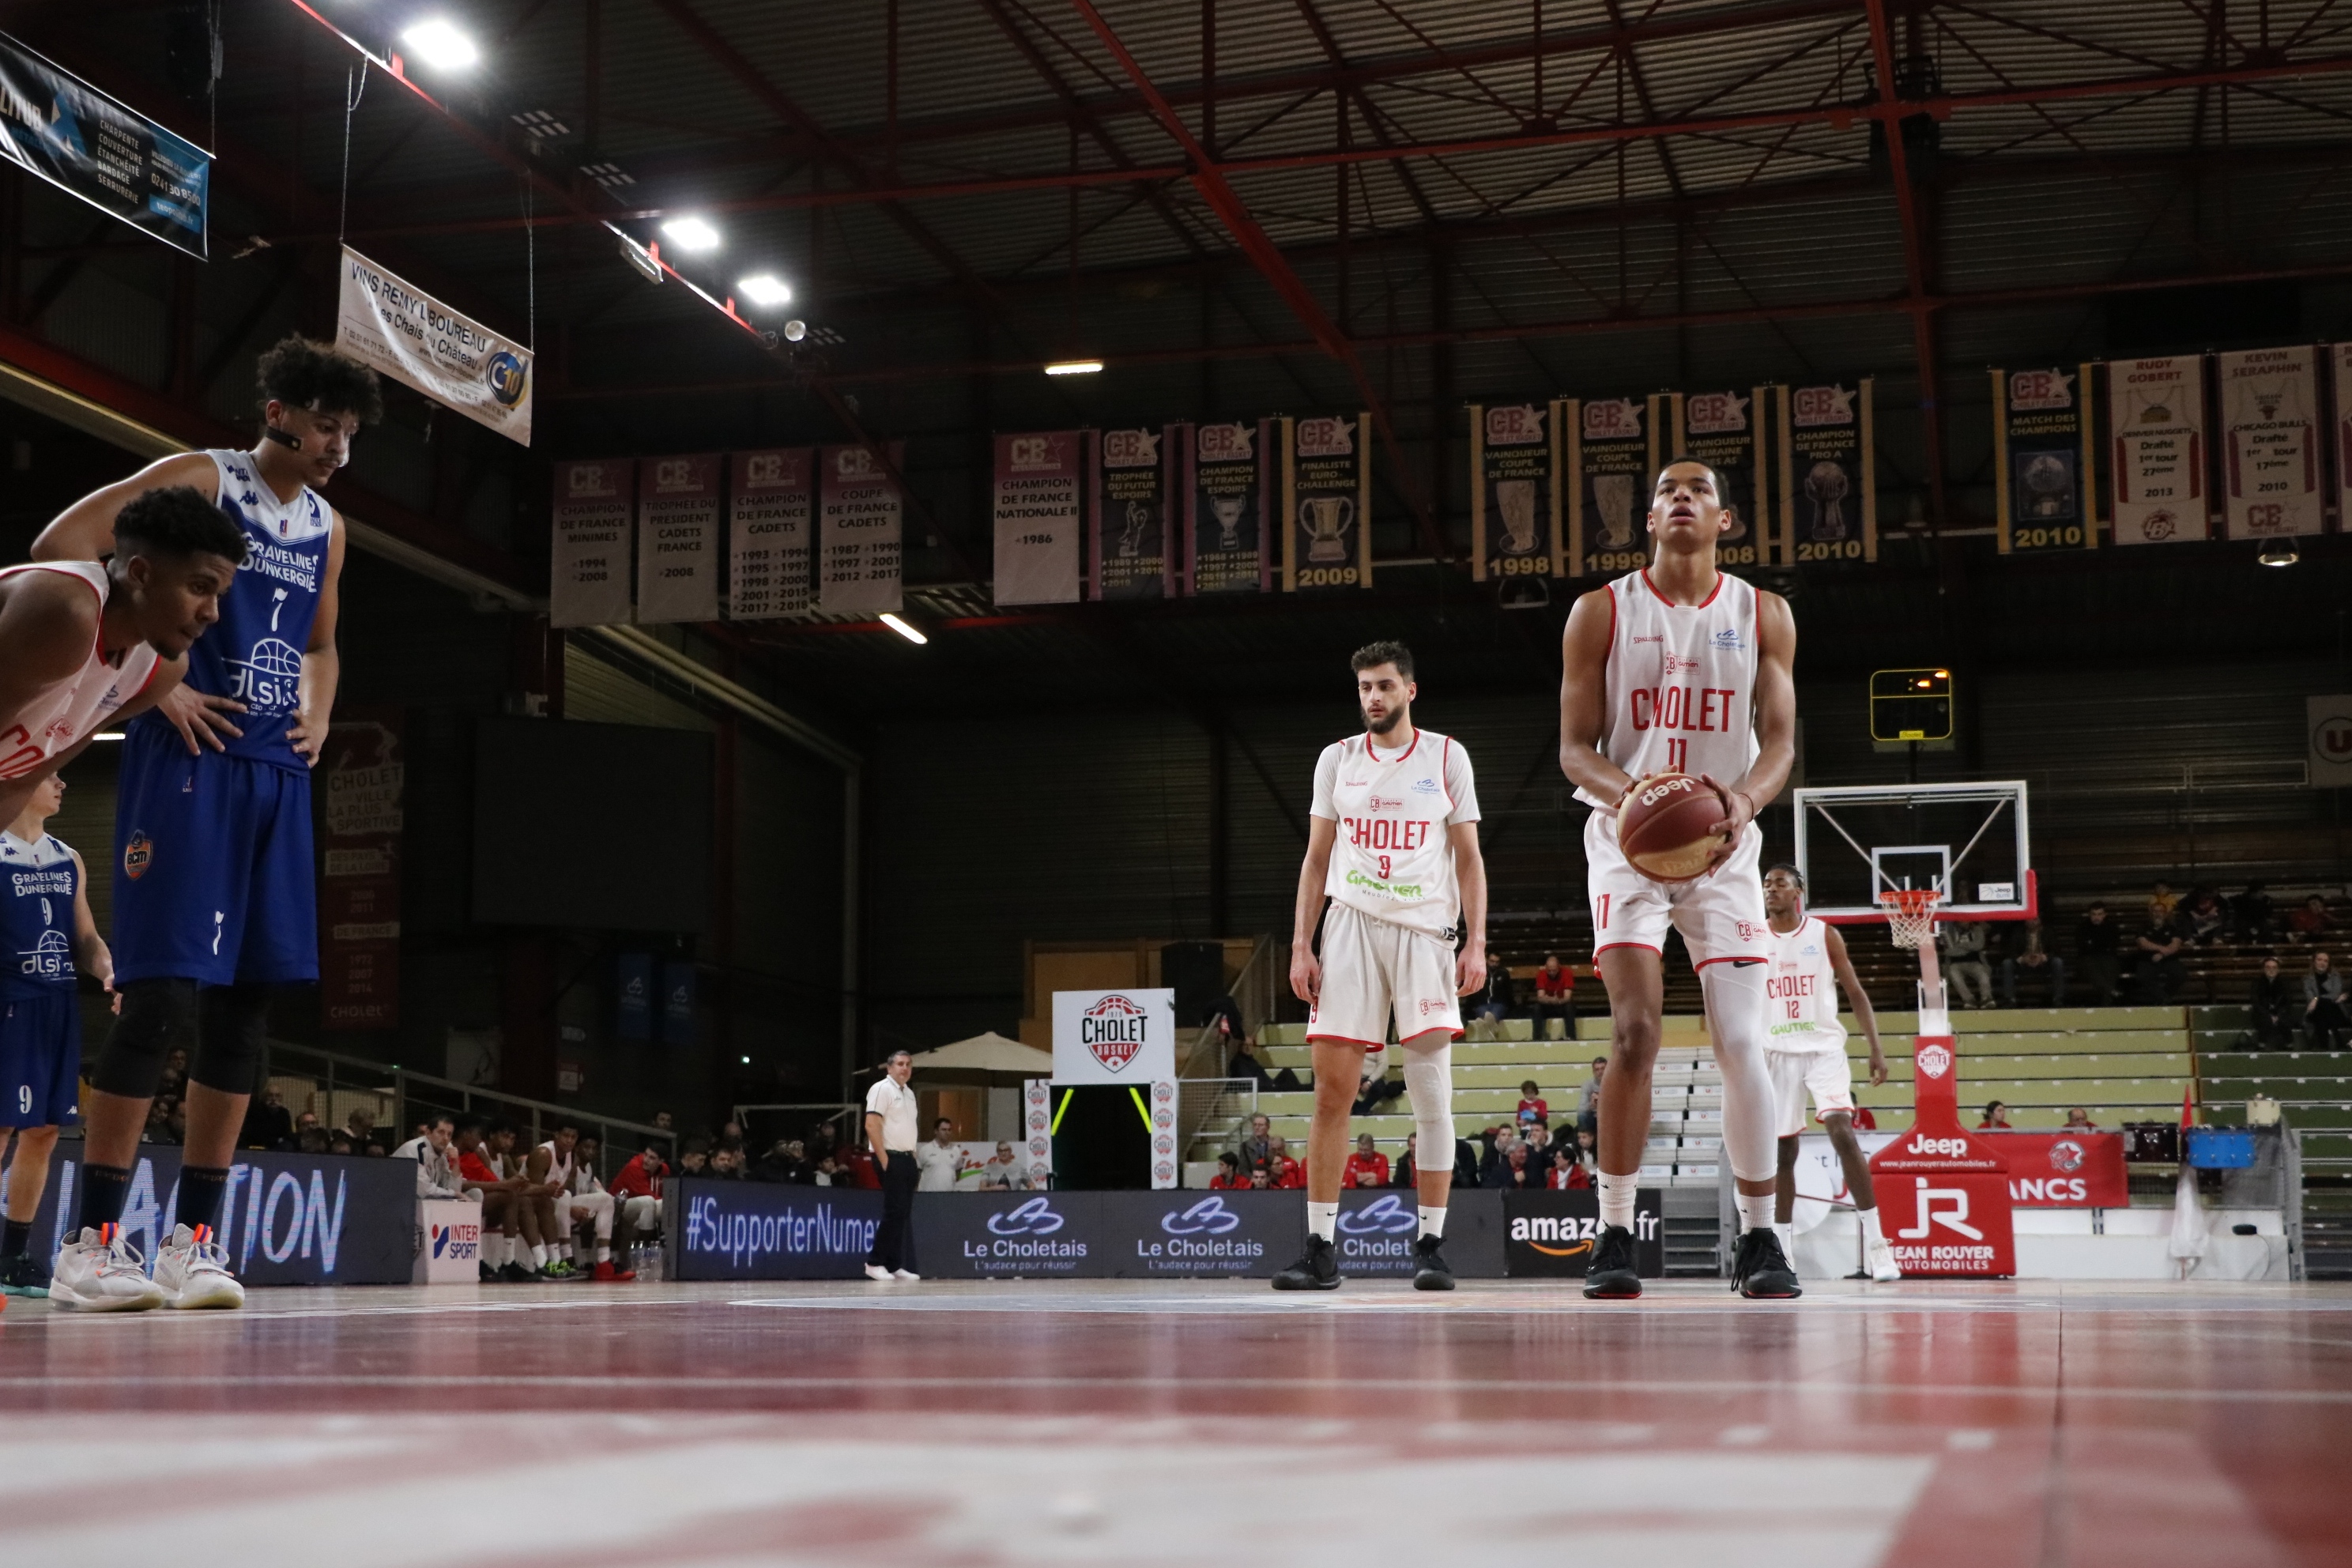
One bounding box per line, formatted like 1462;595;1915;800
1880;890;1943;951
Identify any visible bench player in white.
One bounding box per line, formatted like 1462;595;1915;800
1276;640;1486;1291
1559;458;1800;1299
1762;864;1898;1282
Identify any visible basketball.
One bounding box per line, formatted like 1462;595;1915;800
1616;772;1731;882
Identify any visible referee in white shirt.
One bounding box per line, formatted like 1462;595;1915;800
863;1050;922;1281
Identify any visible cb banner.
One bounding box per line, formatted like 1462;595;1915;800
669;1179;883;1280
1502;1189;1664;1279
1281;413;1372;592
1992;365;2098;553
549;459;634;628
2219;345;2324;542
1567;396;1657;579
1469;401;1562;583
727;447;813;620
0;35;208;258
335;247;533;445
1668;389;1769;567
317;710;403;1031
1185;420;1272;594
1091;427;1177;600
1775;381;1877;565
635;453;722;624
818;442;905;615
993;431;1084;606
2106;356;2208;545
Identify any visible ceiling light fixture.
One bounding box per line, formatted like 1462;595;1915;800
2257;539;2300;567
659;216;721;252
737;273;792;307
879;612;928;645
399;18;480;70
1044;359;1103;376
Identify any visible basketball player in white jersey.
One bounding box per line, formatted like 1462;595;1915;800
1762;865;1898;1283
1277;640;1485;1291
1559;458;1800;1299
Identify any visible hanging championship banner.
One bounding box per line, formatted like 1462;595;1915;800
550;459;634;628
1993;366;2097;553
2336;345;2352;534
728;448;812;620
634;454;722;624
1567;397;1654;578
1282;413;1371;591
1776;381;1876;564
2106;356;2208;546
818;442;904;616
318;710;403;1032
1091;426;1176;600
334;247;533;446
992;431;1084;606
2218;346;2324;541
1185;420;1271;594
1670;389;1769;567
0;36;209;258
1469;402;1561;582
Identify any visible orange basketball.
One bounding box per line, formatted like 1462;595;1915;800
1616;772;1731;882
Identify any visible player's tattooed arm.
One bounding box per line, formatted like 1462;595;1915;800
1823;922;1886;1087
1557;588;1634;808
29;452;220;561
288;511;347;765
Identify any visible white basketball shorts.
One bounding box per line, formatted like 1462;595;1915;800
1308;902;1462;1050
1585;810;1769;967
1766;1044;1857;1136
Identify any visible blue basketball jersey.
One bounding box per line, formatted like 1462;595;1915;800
126;449;331;771
0;831;77;999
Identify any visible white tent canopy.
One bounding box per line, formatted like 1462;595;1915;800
906;1032;1054;1077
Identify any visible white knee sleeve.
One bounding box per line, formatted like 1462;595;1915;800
1402;1040;1456;1174
1701;962;1780;1185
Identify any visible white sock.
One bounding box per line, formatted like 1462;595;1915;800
495;1235;515;1268
1597;1172;1636;1231
1860;1205;1885;1246
594;1243;610;1264
1419;1205;1446;1240
528;1243;547;1269
1773;1220;1796;1256
1307;1201;1338;1242
1736;1191;1775;1232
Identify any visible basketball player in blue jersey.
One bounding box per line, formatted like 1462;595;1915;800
32;336;381;1310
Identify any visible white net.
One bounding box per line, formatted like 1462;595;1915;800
1879;890;1942;950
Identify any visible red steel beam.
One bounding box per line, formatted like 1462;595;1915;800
1864;0;1951;531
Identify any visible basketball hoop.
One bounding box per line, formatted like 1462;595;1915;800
1879;888;1943;950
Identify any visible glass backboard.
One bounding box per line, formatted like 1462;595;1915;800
1789;780;2034;924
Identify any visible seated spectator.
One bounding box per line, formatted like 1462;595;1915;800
1263;1136;1302;1189
1998;919;2066;1007
980;1142;1031;1191
1849;1104;1879;1131
1530;956;1576;1039
1978;1100;2014;1131
1492;1141;1540;1190
1342;1133;1389;1189
1471;948;1513;1025
2132;914;2188;1003
1478;1126;1522;1189
2249;956;2297;1048
1547;1146;1590;1189
677;1142;710;1177
813;1156;839;1185
1939;921;1993;1008
1516;1080;1550;1125
2061;1106;2099;1132
297;1125;330;1155
2178;888;2227;946
608;1141;667;1260
1232;1114;1272;1170
1353;1059;1406;1114
345;1106;379;1149
142;1096;178;1145
1207;1152;1246;1190
1228;1034;1272;1088
2233;883;2275;943
1249;1164;1274;1189
2147;880;2180;925
454;1119;537;1282
653;1111;675;1133
553;1132;631;1281
390;1114;464;1197
751;1138;809;1184
241;1085;296;1152
2306;952;2350;1050
916;1118;967;1193
709;1147;748;1180
2290;895;2334;943
1391;1133;1419;1188
2075;903;2121;1003
158;1045;190;1102
717;1120;747;1155
327;1131;355;1156
1578;1056;1608;1139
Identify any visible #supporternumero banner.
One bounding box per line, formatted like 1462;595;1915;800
335;247;533;446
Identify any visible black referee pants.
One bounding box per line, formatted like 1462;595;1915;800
869;1149;919;1269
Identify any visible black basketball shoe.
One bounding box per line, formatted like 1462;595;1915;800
1272;1234;1341;1291
1732;1227;1803;1298
1412;1234;1456;1291
1581;1224;1642;1298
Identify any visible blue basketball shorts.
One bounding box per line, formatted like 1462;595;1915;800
112;726;318;987
0;989;79;1128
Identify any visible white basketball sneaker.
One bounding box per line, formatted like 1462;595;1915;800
863;1264;894;1282
1867;1238;1903;1283
891;1268;921;1283
153;1224;246;1310
49;1227;166;1312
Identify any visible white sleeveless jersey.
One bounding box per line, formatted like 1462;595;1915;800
1573;568;1760;808
1763;916;1846;1054
537;1140;576;1193
1312;729;1480;941
0;562;160;782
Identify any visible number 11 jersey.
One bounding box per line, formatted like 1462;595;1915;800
1571;567;1759;808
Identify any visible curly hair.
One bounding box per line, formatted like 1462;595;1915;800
1350;639;1415;681
256;335;383;424
113;485;247;565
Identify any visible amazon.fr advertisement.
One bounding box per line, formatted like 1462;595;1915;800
1501;1189;1664;1278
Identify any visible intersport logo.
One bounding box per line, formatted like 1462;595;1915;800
986;1197;1066;1237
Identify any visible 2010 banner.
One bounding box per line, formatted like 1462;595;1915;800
728;448;812;619
818;443;905;615
1091;427;1177;600
1993;365;2097;553
1281;413;1371;592
550;459;634;628
1776;381;1875;564
1567;396;1655;579
1469;401;1561;582
635;454;722;624
1185;420;1272;594
993;431;1084;606
2219;345;2323;541
1668;389;1769;567
2106;356;2207;545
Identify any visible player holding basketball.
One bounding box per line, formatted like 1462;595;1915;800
32;337;380;1310
1762;864;1899;1283
1559;458;1800;1299
1276;641;1485;1292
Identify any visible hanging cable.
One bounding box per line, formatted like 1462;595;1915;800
338;59;369;247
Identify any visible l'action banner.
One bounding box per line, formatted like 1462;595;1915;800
2219;345;2322;541
2107;356;2208;545
1185;420;1272;594
1993;365;2096;552
1470;401;1561;582
1281;413;1371;591
318;710;402;1031
1052;988;1176;1084
728;447;812;619
1091;426;1176;600
1670;389;1769;567
635;453;722;624
550;459;633;628
0;34;209;257
1777;381;1876;564
1568;396;1655;578
335;247;533;445
818;443;904;615
993;431;1084;606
